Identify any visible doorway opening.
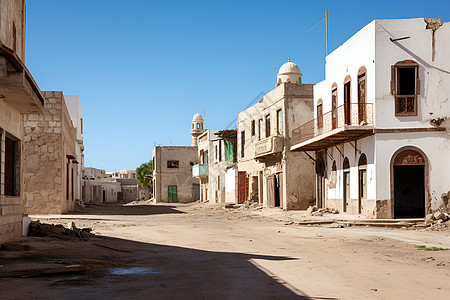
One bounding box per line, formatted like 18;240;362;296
392;149;426;218
358;154;367;214
343;157;350;213
274;174;281;208
316;153;326;208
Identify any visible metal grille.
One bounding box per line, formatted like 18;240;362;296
292;103;373;146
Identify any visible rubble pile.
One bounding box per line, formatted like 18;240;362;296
424;211;450;230
29;221;93;239
307;206;339;216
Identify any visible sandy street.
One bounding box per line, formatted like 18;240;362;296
1;202;450;300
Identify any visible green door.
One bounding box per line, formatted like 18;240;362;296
168;185;178;203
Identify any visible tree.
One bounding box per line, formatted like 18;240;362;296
136;160;153;188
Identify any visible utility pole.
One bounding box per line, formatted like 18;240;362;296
326;10;329;56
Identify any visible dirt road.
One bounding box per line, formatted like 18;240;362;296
1;202;450;299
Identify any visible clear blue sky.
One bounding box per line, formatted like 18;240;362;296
24;0;450;172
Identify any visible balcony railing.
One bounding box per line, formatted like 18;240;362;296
292;103;373;147
192;164;208;178
254;135;284;158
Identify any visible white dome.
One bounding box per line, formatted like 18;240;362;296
278;59;301;75
276;59;302;87
192;113;203;121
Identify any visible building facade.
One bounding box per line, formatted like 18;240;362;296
193;129;237;204
0;0;45;243
236;60;315;209
23;91;79;214
152;114;202;203
291;18;450;218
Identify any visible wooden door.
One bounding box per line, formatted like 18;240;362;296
358;74;367;124
332;88;338;129
238;171;247;204
168;185;178;203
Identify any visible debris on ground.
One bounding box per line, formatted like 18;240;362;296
0;242;31;251
29;221;93;239
424;211;450;230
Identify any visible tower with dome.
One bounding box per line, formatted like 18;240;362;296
235;59;315;210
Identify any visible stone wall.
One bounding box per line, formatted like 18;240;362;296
23;91;77;214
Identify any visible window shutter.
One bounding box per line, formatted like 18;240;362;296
390;65;396;95
416;68;420;95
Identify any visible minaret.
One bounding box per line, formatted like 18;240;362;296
190;113;205;146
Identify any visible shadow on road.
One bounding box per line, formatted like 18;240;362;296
69;203;186;216
0;234;332;299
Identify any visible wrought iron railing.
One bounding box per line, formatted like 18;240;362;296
292;103;373;146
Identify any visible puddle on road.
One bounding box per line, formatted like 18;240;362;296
108;267;163;276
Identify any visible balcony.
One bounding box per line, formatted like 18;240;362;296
0;44;45;113
291;103;374;151
254;135;284;159
192;164;208;178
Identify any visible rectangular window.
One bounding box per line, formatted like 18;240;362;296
215;145;218;162
276;109;283;135
241;130;245;158
251;120;255;136
225;140;233;162
167;160;179;168
5;135;19;196
258;119;262;140
219;140;222;162
265;114;271;138
203;150;208;164
391;62;419;116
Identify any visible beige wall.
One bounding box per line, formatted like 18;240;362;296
0;99;24;244
0;0;26;62
23;91;77;214
153;146;200;203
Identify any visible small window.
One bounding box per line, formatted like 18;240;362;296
197;123;200;129
167;160;179;168
265;114;271;138
4;135;20;196
219;140;222;162
241;130;245;158
251;120;255;136
215;145;218;162
276;109;283;135
391;60;420;116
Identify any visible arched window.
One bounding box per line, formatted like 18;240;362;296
391;60;420;116
197;123;200;129
343;157;350;170
358;66;367;123
317;99;323;129
344;75;351;125
358;153;367;166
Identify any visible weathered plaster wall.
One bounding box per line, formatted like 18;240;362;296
153;146;199;203
0;0;26;62
0;98;24;244
23;91;77;214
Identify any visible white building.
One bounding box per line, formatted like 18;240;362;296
193;129;237;204
65;95;84;206
291;18;450;218
237;60;315;209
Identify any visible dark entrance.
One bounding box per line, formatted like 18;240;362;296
393;150;426;218
316;153;326;208
274;174;281;208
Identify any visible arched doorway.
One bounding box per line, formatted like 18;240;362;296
342;157;350;213
392;148;426;218
358;154;367;214
316;152;326;208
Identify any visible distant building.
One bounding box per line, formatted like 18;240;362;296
193;129;238;204
152;114;202;203
83;167;121;203
0;0;45;243
236;60;315;209
290;18;450;218
22;92;80;214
